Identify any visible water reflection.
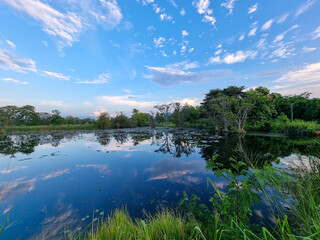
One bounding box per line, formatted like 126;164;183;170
0;129;319;239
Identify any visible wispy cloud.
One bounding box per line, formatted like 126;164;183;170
6;40;16;49
248;27;257;37
209;50;257;64
0;49;37;73
302;47;316;53
76;73;110;84
42;71;70;80
2;0;123;49
2;78;28;85
313;26;320;39
295;0;315;17
145;65;232;86
97;95;158;109
248;3;258;14
42;169;70;180
76;164;110;174
40;100;67;107
221;0;238;15
261;19;274;31
277;13;289;24
273;62;320;97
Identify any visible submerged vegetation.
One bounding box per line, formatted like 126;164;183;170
1;86;319;135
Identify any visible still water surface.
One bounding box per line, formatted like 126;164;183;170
0;129;318;239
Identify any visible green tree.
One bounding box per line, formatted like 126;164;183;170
97;112;111;129
155;104;173;128
0;105;19;132
51;109;64;125
131;109;149;127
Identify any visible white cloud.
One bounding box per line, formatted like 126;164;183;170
0;49;37;73
215;49;222;55
193;0;210;14
202;14;216;25
145;65;232;86
166;60;199;71
2;0;123;49
192;0;216;25
302;47;316;53
313;26;320;39
273;24;299;43
248;3;258;14
248;27;257;36
274;33;285;43
40;100;67;107
239;34;245;41
122;89;131;93
273;62;320;97
295;0;315;17
42;41;48;47
209;50;257;64
154;37;166;48
261;19;274;31
221;0;237;15
42;71;70;80
2;78;28;85
160;13;173;21
182;30;189;37
277;13;289;24
180;8;186;16
98;95;158;109
76;73;110;84
175;98;201;106
189;48;194;53
6;40;16;49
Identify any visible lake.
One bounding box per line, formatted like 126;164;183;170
0;129;319;239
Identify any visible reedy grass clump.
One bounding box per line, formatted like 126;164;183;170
69;209;201;240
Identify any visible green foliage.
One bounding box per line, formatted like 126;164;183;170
96;112;111;129
131;109;150;127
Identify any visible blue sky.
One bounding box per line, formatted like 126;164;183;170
0;0;319;117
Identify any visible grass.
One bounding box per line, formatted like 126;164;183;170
249;119;320;136
67;209;201;240
4;124;97;133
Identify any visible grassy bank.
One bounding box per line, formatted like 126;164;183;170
4;124;97;133
248;117;320;136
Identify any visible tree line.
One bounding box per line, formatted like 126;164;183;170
1;86;319;132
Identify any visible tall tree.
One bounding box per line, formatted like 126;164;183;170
0;105;19;132
97;112;111;129
154;104;173;128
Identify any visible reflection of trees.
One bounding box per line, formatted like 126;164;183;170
0;135;41;157
0;132;77;157
113;131;129;145
154;131;195;157
95;132;111;146
199;134;320;170
131;132;153;146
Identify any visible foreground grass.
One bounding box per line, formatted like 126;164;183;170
4;124;97;133
68;209;201;240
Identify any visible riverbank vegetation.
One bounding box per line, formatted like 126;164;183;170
1;86;319;134
67;149;320;240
